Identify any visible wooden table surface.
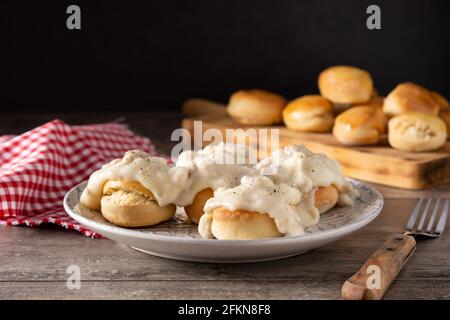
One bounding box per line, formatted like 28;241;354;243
0;112;449;300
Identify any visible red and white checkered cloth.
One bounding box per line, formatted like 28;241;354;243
0;119;163;238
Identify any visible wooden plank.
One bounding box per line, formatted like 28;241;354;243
1;279;449;299
0;280;347;300
182;115;450;189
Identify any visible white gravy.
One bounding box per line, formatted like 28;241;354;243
80;150;189;210
256;145;357;206
174;143;257;206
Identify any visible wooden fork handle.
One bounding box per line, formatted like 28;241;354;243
341;234;416;300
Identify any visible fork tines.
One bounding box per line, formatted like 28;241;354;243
406;197;449;236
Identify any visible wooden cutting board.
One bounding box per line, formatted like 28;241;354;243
181;99;450;190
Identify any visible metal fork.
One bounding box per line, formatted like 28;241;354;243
405;197;449;238
341;197;449;300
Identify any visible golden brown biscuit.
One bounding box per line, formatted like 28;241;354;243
209;208;283;240
383;82;439;117
315;185;339;214
100;180;176;227
365;94;385;109
333;105;387;145
388;112;447;152
318;66;373;104
283;95;334;132
184;188;214;224
227;89;287;125
333;92;383;114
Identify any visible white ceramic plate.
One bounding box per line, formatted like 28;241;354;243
64;180;383;263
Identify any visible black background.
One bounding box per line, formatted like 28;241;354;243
2;0;450;112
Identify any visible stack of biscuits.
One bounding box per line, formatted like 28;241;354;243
226;66;449;152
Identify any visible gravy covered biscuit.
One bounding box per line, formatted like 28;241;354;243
227;89;286;125
318;66;373;105
282;95;334;132
199;176;315;239
101;180;176;227
388;112;447;152
80;150;188;227
256;145;357;210
333;105;387;145
199;145;358;240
